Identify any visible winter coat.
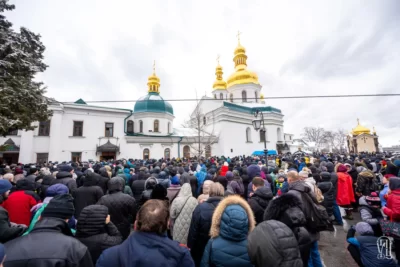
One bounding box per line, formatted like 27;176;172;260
326;162;338;195
318;172;335;217
2;180;40;226
336;172;355;206
380;183;389;207
356;171;379;196
51;171;77;193
37;175;55;200
383;188;400;222
72;172;104;219
248;186;273;224
196;167;207;195
227;178;245;196
96;231;195;267
0;206;25;243
167;184;181;204
264;193;312;267
359;196;382;225
75;205;123;265
98;167;111;194
170;184;198;244
248;220;303;267
97;178;137;240
220;165;229;177
157;171;170;189
200;195;255;267
4;217;93;267
131;179;146;203
188;196;223;267
139;177;158;209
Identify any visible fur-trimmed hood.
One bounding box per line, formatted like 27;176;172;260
210;195;255;240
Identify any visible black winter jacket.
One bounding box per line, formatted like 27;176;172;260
248;220;303;267
51;171;77;193
187;196;223;267
0;206;24;243
4;217;93;267
97;178;136;240
138;177;158;209
98;168;111;194
318;172;334;217
326;162;338;195
38;175;55;200
73;172;104;219
75;205;122;265
131;179;146;203
248;186;273;224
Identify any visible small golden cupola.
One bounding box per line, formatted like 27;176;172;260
212;56;227;90
147;61;160;94
227;31;260;88
351;119;371;136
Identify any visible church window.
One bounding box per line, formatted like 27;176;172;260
139;120;143;133
230;94;233;102
220;93;223;100
127;120;134;134
255;92;258;103
246;127;252;142
154;120;159;132
105;123;114;137
168;122;171;134
38;121;50;136
7;128;18;136
242;91;247;102
260;129;266;142
73;121;83;136
164;148;170;159
143;148;150;160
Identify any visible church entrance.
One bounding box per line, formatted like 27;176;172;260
100;152;116;161
0;153;19;165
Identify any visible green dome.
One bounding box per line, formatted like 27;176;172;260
134;92;174;115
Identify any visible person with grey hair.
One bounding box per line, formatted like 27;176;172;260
3;173;14;184
188;182;225;266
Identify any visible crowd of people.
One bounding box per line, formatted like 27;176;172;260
0;152;399;266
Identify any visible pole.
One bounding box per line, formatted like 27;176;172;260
260;111;268;159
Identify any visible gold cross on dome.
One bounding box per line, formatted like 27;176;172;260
236;30;242;43
153;60;156;73
216;54;220;64
357;118;360;125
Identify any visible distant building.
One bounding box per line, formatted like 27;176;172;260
347;119;379;153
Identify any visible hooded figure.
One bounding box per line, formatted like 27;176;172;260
97;178;137;240
195;166;207;196
170;184;198;244
356;170;379;196
248;220;303;267
318;172;335;217
246;165;262;198
200;195;255;267
139;177;158;208
157;170;170;189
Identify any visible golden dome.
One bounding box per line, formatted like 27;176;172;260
148;61;160;94
226;36;260;88
351;119;371;135
212;57;227;90
260;93;264;99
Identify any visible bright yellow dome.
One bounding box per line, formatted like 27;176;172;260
260;93;264;99
351;119;371;135
148;61;160;93
212;63;227;90
227;41;259;88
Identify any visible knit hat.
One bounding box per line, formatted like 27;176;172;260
355;222;374;236
0;179;12;194
46;184;69;197
59;165;73;172
226;171;234;181
356;166;367;173
337;165;347;173
170;175;180;185
42;194;75;219
14;167;23;174
365;192;381;207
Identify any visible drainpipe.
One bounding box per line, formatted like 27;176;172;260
177;136;183;158
124;111;133;135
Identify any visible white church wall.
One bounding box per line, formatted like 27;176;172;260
227;83;262;103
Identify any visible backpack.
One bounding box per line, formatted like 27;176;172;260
314;185;324;203
295;190;334;232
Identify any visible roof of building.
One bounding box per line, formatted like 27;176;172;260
69;99;131;112
96;140;120;153
223;101;281;114
351;119;371;136
133;92;174;115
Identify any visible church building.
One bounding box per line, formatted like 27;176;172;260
347;119;380;153
0;38;292;164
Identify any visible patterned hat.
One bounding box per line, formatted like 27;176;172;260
365;192;381;207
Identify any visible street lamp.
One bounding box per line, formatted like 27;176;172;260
252;109;268;159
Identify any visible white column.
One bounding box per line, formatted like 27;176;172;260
48;108;63;162
19;130;34;163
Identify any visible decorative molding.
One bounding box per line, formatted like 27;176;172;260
139;143;154;148
68;136;86;138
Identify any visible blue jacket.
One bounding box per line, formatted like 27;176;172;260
196;167;207;195
200;204;253;267
380;184;389;207
97;231;194;267
298;162;306;172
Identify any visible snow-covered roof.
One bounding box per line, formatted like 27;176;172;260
172;127;202;137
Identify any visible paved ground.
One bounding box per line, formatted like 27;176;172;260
319;210;361;267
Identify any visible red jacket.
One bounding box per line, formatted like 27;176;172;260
336;172;355;206
220;166;229;177
383;189;400;222
2;190;40;226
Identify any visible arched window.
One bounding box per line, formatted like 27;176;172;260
183;145;190;159
139;120;143;133
255;92;258;103
230;93;233;102
242;90;247;102
260;129;266;142
154;120;159;132
277;128;282;141
168;122;171;134
164;148;170;159
127;120;134;134
246;127;252;142
143;148;150;160
203;116;206;125
205;145;211;158
220;93;223;100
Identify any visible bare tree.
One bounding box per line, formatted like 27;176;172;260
321;129;347;153
182;99;219;159
301;127;326;151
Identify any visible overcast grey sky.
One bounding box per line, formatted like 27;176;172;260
6;0;400;147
